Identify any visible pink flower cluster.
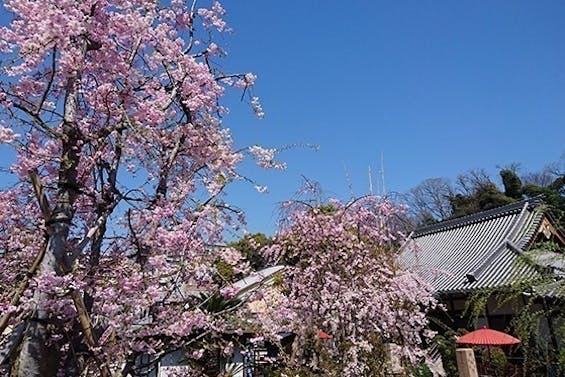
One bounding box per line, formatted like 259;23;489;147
262;197;437;375
248;145;286;170
0;0;270;374
0;125;18;143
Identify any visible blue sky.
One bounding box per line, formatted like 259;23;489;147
220;0;565;234
1;1;564;236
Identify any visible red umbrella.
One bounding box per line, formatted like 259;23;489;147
317;330;332;339
456;327;520;346
456;327;520;377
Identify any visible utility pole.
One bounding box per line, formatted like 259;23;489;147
368;165;374;195
380;152;387;196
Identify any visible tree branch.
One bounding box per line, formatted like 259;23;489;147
29;169;52;222
12;102;62;139
70;290;111;377
37;46;57;113
0;241;47;336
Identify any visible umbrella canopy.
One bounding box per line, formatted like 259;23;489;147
456;327;520;346
317;330;332;339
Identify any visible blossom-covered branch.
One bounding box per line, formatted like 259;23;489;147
260;197;437;376
0;1;270;375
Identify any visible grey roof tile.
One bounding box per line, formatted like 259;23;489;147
400;200;546;294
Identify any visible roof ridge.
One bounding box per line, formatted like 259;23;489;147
413;198;543;237
465;202;530;283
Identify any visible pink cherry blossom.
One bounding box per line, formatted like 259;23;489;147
0;1;273;376
0;125;18;143
261;197;437;375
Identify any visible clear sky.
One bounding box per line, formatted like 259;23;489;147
1;1;564;236
220;0;565;234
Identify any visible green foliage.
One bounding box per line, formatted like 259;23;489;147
523;177;565;230
198;293;241;314
215;258;235;281
500;169;523;199
271;270;285;287
556;323;565;376
318;203;338;215
229;233;272;270
433;329;463;377
450;183;517;219
464;288;494;327
411;363;434;377
404;162;565;229
532;239;561;253
481;347;507;376
464;284;565;377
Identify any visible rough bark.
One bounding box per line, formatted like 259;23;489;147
13;68;83;377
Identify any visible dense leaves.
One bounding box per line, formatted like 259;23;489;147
403;161;565;229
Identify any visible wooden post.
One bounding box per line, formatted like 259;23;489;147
456;348;478;377
385;343;403;374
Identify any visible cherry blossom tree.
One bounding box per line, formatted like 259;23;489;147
262;197;437;376
0;1;271;376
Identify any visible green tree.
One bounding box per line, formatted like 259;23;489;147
523;175;565;229
229;233;273;270
449;183;516;218
500;169;523;199
404;161;565;227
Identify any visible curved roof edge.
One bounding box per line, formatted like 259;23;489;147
413;197;545;238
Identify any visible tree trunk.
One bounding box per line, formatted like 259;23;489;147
13;69;83;376
14;320;60;377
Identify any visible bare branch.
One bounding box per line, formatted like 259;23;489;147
70;290;111;377
183;0;199;54
37;46;57;113
12;102;62;139
0;241;47;336
29;169;52;222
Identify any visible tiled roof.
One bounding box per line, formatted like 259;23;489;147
233;265;285;298
400;200;547;294
533;280;564;298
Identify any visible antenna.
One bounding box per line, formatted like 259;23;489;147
380;152;387;196
368;165;374;195
343;162;354;199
